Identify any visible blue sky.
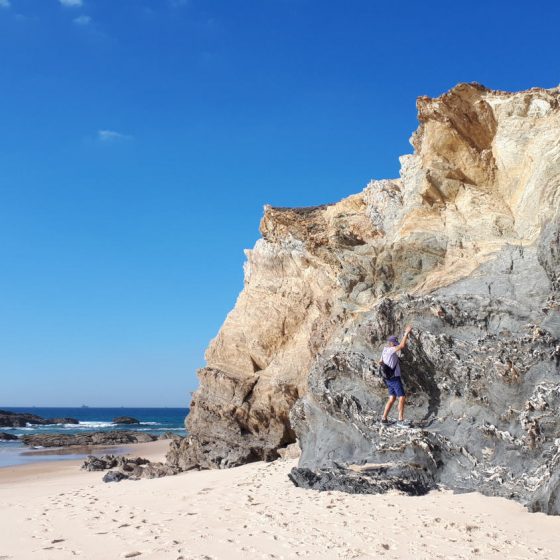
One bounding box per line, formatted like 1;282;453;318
1;0;559;407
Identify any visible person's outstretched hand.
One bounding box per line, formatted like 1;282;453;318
404;324;413;334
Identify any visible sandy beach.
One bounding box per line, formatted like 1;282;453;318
0;441;559;560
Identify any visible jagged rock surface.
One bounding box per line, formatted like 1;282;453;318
82;454;180;481
171;83;560;513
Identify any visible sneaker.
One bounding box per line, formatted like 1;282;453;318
381;418;389;425
396;420;412;428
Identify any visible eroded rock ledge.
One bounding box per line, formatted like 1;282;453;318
168;83;560;513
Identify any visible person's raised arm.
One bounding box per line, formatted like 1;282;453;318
395;324;413;352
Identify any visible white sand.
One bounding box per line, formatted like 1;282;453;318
1;440;560;560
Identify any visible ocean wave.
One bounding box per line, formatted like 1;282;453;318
139;422;161;426
77;421;115;428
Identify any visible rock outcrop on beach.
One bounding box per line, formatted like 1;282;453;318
170;83;560;513
82;454;180;481
0;432;19;441
21;431;160;448
0;410;79;427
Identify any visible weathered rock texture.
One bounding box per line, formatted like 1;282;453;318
82;454;180;481
21;431;159;448
169;83;560;514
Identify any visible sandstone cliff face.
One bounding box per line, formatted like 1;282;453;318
168;83;560;513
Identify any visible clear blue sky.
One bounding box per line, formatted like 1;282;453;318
1;0;558;407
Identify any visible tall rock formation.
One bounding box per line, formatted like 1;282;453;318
167;83;560;513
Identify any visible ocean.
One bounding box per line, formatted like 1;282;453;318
0;407;188;468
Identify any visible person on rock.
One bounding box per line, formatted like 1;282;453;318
380;325;413;427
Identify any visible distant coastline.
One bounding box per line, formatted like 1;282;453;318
0;407;188;468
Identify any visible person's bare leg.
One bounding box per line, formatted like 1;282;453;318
397;396;406;421
382;396;396;420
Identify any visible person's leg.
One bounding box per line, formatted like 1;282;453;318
382;396;396;420
397;396;406;421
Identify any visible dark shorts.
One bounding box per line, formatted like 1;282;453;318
385;376;406;397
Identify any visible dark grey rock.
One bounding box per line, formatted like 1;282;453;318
0;410;79;427
0;409;48;427
166;433;279;471
290;256;560;513
0;431;19;441
83;454;179;480
103;470;129;483
21;431;158;448
82;455;119;471
112;416;140;425
289;463;434;496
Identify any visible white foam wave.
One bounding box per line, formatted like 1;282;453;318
140;422;161;426
77;421;115;428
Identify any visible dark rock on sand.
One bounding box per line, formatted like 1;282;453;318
0;431;19;441
112;416;140;425
84;454;180;481
103;470;129;483
82;455;149;472
288;463;434;496
82;455;118;471
21;431;158;448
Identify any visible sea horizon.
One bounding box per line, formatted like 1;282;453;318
0;406;189;468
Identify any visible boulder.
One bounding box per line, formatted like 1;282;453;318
112;416;140;425
103;470;129;483
0;432;19;441
82;455;117;471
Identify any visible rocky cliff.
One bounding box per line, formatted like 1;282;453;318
167;83;560;513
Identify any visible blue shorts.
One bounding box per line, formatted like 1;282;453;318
385;377;405;397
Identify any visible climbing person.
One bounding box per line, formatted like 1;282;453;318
380;324;413;427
